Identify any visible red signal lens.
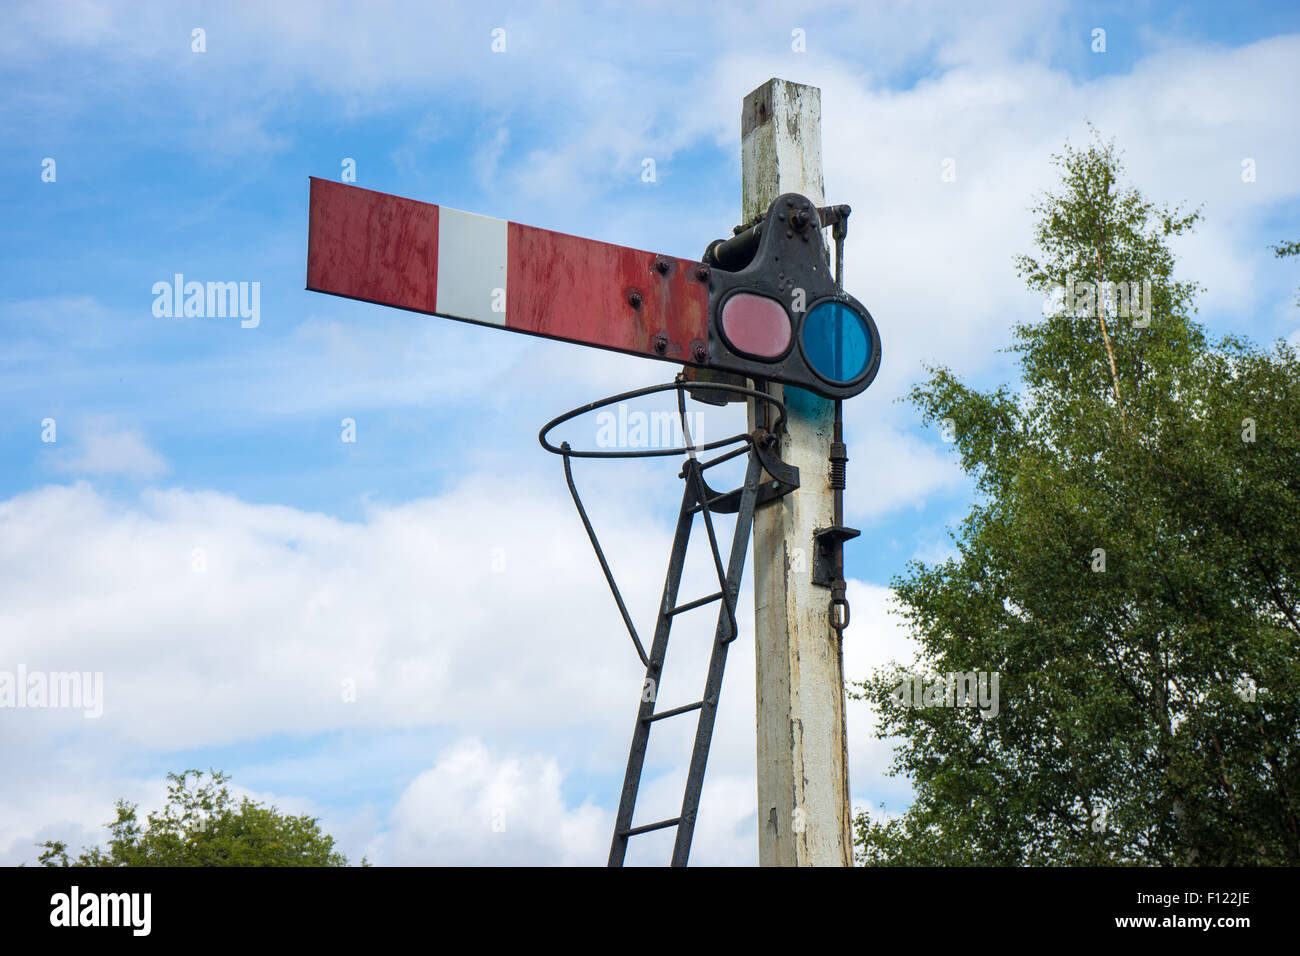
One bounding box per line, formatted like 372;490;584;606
719;293;791;359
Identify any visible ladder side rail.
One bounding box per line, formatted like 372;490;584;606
607;475;701;867
670;451;765;865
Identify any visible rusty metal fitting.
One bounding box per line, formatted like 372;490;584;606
829;440;848;490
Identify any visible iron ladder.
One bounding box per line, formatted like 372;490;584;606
606;445;763;866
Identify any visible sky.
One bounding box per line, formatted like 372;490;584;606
1;0;1298;866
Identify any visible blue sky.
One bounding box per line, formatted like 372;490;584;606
1;0;1298;865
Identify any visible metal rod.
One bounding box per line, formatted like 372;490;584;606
645;700;703;723
539;380;787;459
685;457;737;642
668;591;724;616
561;447;648;668
694;443;751;473
687;492;737;515
704;223;763;271
621;817;681;838
678;387;739;641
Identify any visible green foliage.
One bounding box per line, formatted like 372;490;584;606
1272;239;1300;303
35;770;364;867
853;133;1300;866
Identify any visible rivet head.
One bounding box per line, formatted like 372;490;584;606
627;289;643;308
652;333;668;354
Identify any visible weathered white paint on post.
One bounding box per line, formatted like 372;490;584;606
743;78;853;867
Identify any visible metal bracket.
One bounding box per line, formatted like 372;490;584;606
687;428;800;513
752;429;800;495
811;525;859;587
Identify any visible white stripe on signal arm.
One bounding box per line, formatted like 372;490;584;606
435;206;509;327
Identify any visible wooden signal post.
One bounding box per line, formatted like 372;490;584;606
743;79;853;866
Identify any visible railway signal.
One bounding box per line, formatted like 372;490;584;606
306;78;873;866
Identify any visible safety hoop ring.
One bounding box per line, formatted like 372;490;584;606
538;380;787;459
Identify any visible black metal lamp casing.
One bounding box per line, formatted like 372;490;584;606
701;192;881;401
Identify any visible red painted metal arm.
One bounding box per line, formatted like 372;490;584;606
306;178;708;363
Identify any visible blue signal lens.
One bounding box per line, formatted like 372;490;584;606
801;301;871;383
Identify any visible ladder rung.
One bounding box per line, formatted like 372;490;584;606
620;817;681;838
644;700;703;723
688;491;736;514
692;444;750;473
666;591;723;616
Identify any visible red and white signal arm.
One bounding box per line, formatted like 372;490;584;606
306;180;879;400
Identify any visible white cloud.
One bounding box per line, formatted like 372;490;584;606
0;473;921;865
51;419;169;479
0;478;657;751
842;414;965;521
0;475;644;862
377;738;607;866
842;580;923;813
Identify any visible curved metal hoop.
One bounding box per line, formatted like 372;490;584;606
537;380;787;459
